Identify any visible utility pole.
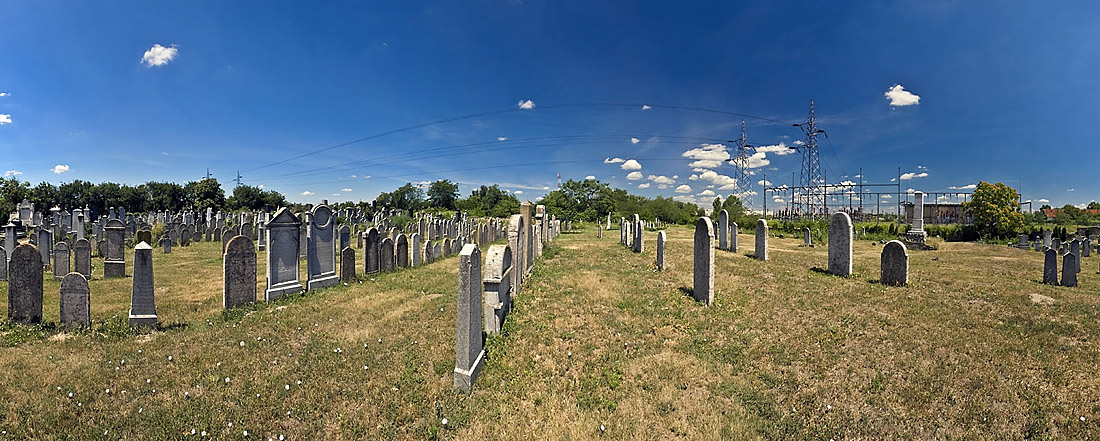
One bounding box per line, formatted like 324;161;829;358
791;100;826;219
234;171;243;188
726;120;755;209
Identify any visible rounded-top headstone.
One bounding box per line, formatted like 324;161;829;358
880;240;909;286
828;212;853;277
60;272;91;327
8;243;44;323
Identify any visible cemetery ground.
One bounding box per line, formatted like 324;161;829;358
0;226;1099;439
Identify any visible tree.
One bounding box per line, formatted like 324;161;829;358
375;183;425;213
427;180;459;210
188;178;226;212
542;179;614;221
1088;201;1100;210
0;177;31;220
455;185;520;217
962;181;1025;239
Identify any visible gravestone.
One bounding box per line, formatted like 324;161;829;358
97;239;106;258
136;229;152;246
731;222;738;252
633;214;644;253
1071;240;1081;273
656;230;667;271
223;236;257;309
53;241;71;280
803;228;812;247
424;241;434;263
74;238;91;278
0;246;6;281
379;238;395;272
365;227;380;274
180;226;192;247
1084;238;1091;257
338;225;351;253
340;247;356;282
2;224;15;258
693;217;714;305
59;272;91;327
754;219;768;261
38;229;52;269
718;210;729;251
454;244;486;392
1043;248;1058;285
410;233;422;266
396;234;409;268
1062;253;1078;287
483;244;513;336
306;205;339;290
104;219;126;278
880;240;909;286
434;242;442;261
8;244;43;324
213;226;222;242
1043;229;1052;248
828;212;853;277
161;237;172;254
264;208;304;301
129;242;158;326
222;230;234;253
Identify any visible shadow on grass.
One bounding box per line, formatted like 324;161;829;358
677;286;694;299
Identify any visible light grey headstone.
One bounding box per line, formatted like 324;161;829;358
38;229;52;269
482;244;512;336
74;238;91;278
264;208;304;301
410;233;422;266
8;244;43;324
880;240;909;286
804;227;813;247
224;236;257;309
731;222;738;253
454;243;485;392
128;242;157;326
104;219;126;278
59;272;91;327
656;230;667;271
693;217;714;305
1062;253;1078;287
340;247;356;282
306;205;339;290
828;212;853;277
1043;248;1058;285
754;219;768;261
53;241;71;280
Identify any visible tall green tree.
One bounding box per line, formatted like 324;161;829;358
188;178;226;212
455;184;519;218
962;181;1025;238
427;180;459;210
375;183;425;212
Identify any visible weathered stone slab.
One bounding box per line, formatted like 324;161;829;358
265;208;303;301
754;219;768;261
340;247;356;282
365;227;380;274
693;217;714;305
59;272;90;327
632;214;644;253
410;233;422;266
8;244;43;324
731;222;738;253
482;244;512;336
656;230;667;271
880;240;909;286
104;219;126;278
718;210;729;251
396;234;409;268
455;244;485;392
128;242;157;327
1043;248;1058;285
828;212;853;277
380;238;394;272
1070;239;1081;273
0;246;6;281
53;241;71;280
74;238;91;278
224;236;257;309
306;205;339;290
1062;253;1078;287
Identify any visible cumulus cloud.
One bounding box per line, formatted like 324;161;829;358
885;84;920;107
754;143;796;156
584;175;596;180
4;170;22;177
0;92;9;97
497;137;508;142
638;183;651;189
514;190;524;195
257;184;264;189
697;170;738;190
626;171;644;180
647;175;675;185
947;184;976;190
743;152;770;169
141;44;178;67
620;159;642;170
630;137;640;144
699;189;715;197
688;174;699;181
604;157;625;164
517;99;535;109
341;188;352;192
52;164;70;174
681;143;730;168
881;194;893;199
301;190;314;196
0;114;11;125
899;172;928;180
641;105;651;110
675;185;692;193
1036;198;1050;203
1067;188;1076;192
757;179;771;186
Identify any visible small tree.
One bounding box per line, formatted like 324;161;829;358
963;181;1025;239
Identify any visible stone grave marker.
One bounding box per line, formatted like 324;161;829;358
0;246;6;281
59;272;91;327
482;244;512;335
410;233;422;266
224;236;257;309
754;219;768;261
656;230;667;271
365;227;380;274
1062;253;1078;287
396;234;409;268
340;247;356;282
129;242;157;326
74;238;91;278
104;219;126;278
718;210;729;251
828;212;853;277
306;205;339;290
8;244;43;324
265;208;304;301
693;217;714;305
1043;248;1058;285
731;222;738;252
53;241;71;280
380;238;395;272
880;240;909;286
454;244;485;392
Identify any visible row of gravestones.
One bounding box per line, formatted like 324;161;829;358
690;213;911;305
1040;236;1093;287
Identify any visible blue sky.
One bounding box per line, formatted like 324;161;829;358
1;1;1098;210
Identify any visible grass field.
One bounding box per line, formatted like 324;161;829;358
0;224;1098;439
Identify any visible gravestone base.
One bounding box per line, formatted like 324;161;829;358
307;273;339;291
903;230;933;250
453;349;485;393
128;312;157;327
265;281;303;302
104;261;125;278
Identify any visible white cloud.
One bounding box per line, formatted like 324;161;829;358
363;175;371;179
301;190;314;196
517;99;535;110
584;175;596;180
681;143;729;169
658;184;669;190
757;179;771;186
885;84;920;107
890;178;897;182
332;193;341;197
743;152;770;169
698;170;738;190
620;159;642;170
497;137;508;142
688;174;699;181
626;171;644;180
675;185;692;193
52;164;70;174
4;170;22;177
603;157;625;164
899;172;928;180
0;114;11;125
773;198;785;204
906;188;916;194
1036;198;1049;203
641;105;651;110
1067;188;1076;192
542;186;550;190
699;190;715;197
638;183;651;189
350;174;357;178
536;196;544;201
881;194;893;199
1076;203;1088;209
947;184;976;190
647;175;675;185
141;44;178;67
754;143;796;156
630;137;640;144
514;190;524;195
0;92;9;97
672;175;678;179
341;188;352;192
936;195;952;202
917;165;927;170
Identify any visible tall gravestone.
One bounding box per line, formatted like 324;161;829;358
656;230;667;271
718;210;729;251
38;229;52;269
632;214;644;253
59;272;91;327
224;236;257;309
693;217;714;305
754;219;768;261
104;219;126;278
129;242;157;326
8;244;43;324
306;205;339;290
2;224;15;260
338;225;351;253
880;240;909;286
454;244;486;392
424;241;434;263
265;208;304;301
380;238;395;272
803;228;812;247
340;247;356;282
828;212;853;277
1043;248;1058;285
1070;239;1081;273
53;241;71;280
1062;253;1078;287
410;233;422;266
396;234;409;268
0;246;6;281
74;238;91;278
365;227;380;274
731;222;738;253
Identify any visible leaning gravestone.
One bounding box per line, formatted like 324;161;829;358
340;247;356;282
754;219;768;261
693;217;714;306
306;205;339;290
59;272;91;327
129;242;157;326
74;238;91;278
880;240;909;286
396;234;409;268
656;230;667;271
454;244;486;393
8;244;43;324
53;241;71;280
1043;248;1058;285
828;212;853;277
104;219;126;278
718;210;729;251
265;208;304;301
380;238;395;272
224;236;257;309
1062;253;1078;287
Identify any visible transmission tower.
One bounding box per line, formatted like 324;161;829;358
791;100;827;218
726;120;754;209
234;171;243;188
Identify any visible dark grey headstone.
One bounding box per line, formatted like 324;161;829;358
129;242;157;326
396;234;409;268
104;219;126;278
1062;253;1078;287
365;227;380;274
880;240;909;286
380;238;394;272
73;238;91;278
1043;248;1058;285
340;247;356;283
754;219;768;261
656;230;667;271
53;241;71;280
8;244;43;324
828;212;853;277
306;205;338;290
693;217;714;305
718;210;728;251
265;208;304;301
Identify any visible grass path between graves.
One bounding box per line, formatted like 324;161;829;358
0;225;1099;439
